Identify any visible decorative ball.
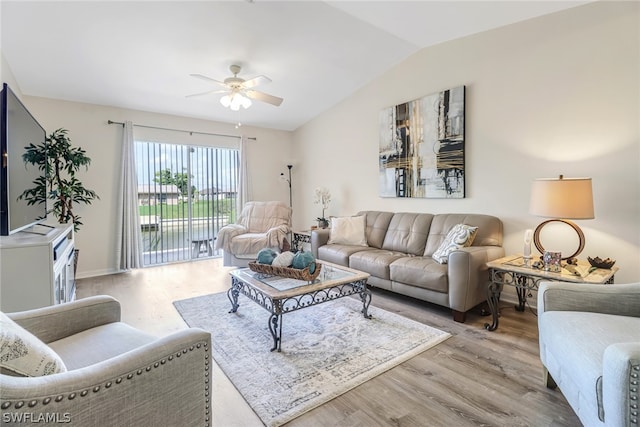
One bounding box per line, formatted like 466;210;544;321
257;248;277;265
292;251;316;273
272;251;295;267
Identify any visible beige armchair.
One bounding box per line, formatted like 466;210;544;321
0;296;211;427
538;282;640;427
216;200;292;267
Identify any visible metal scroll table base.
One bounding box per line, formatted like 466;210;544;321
227;276;372;352
484;268;615;331
484;270;535;331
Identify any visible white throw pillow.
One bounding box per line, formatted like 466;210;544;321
0;312;67;377
328;216;368;246
432;224;479;264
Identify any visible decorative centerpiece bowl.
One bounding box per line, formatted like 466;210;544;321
248;262;322;282
587;256;616;269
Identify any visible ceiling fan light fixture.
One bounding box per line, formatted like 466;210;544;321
230;94;242;111
224;93;251;111
190;65;280;109
220;95;232;108
241;96;252;109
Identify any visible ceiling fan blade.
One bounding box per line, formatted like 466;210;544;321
185;89;227;98
242;75;272;89
245;89;283;106
189;73;227;88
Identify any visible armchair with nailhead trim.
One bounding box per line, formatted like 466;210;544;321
0;295;211;426
538;282;640;427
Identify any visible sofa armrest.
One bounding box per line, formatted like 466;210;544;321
7;296;121;344
602;342;640;426
538;282;640;317
311;229;331;258
447;246;505;312
0;328;211;427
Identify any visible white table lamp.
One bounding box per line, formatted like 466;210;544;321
529;175;594;260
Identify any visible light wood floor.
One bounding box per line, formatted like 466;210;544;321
77;258;581;427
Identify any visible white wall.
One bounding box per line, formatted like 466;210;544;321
1;52;20;93
20;97;293;278
6;1;639;284
292;1;640;283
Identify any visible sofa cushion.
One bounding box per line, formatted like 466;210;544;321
381;213;434;256
48;322;156;370
431;224;478;264
356;211;395;249
317;244;375;267
539;311;640;423
389;257;449;292
349;250;408;280
328;216;367;246
0;312;67;376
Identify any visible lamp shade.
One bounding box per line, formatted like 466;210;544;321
529;176;594;219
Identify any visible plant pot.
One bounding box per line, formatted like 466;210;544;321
318;219;329;229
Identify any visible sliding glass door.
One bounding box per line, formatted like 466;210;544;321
135;141;239;266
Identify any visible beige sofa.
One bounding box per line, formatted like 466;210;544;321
311;211;504;322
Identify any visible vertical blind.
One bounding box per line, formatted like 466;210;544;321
135;140;239;266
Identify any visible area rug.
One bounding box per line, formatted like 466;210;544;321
173;292;450;427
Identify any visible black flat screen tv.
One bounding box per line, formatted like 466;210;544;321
0;83;47;235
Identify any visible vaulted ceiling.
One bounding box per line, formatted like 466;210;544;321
2;1;589;131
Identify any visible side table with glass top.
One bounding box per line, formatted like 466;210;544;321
485;255;618;331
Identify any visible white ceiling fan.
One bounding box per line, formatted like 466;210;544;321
187;64;283;110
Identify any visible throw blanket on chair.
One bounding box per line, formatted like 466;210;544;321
216;201;292;256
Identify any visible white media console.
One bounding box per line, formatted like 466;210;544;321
0;224;76;312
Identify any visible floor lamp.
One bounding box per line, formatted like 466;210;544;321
280;164;293;208
529;175;594;261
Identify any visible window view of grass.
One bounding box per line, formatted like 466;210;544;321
139;198;236;221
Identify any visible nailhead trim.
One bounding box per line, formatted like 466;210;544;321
631;363;640;425
204;342;210;427
2;339;211;427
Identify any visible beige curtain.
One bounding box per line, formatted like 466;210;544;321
115;121;143;270
237;135;252;213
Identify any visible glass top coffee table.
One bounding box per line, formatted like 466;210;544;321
228;261;371;352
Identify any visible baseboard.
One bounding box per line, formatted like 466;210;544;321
76;268;121;280
499;286;538;310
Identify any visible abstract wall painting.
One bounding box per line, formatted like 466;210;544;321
379;86;465;198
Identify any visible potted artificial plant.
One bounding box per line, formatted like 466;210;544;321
19;128;99;270
314;187;331;229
